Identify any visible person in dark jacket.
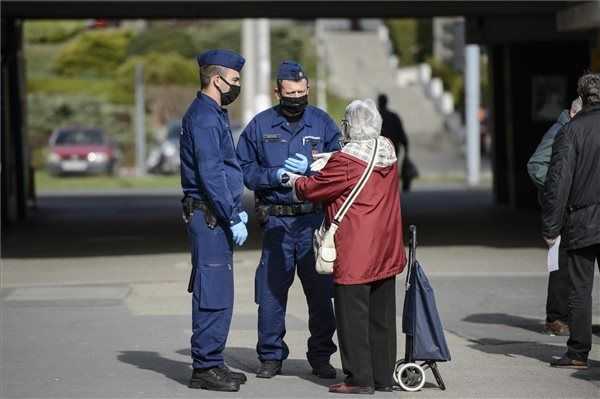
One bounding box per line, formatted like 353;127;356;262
542;73;600;369
527;97;582;336
377;94;414;191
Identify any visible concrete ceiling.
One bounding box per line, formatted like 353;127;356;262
3;0;575;19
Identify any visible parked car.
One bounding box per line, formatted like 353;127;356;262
147;120;181;175
46;127;120;176
147;120;242;175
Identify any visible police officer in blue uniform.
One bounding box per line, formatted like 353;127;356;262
236;61;340;379
180;49;249;392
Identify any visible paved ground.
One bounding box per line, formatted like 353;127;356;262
2;188;599;398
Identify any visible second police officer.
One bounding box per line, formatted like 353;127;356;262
237;61;341;379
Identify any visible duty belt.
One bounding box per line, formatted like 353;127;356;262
263;203;322;217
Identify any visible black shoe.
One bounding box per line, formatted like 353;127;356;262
256;360;282;378
312;363;337;379
550;355;588;369
375;385;394;392
223;366;247;384
189;367;240;392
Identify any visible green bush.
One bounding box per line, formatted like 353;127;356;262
112;52;198;103
25;20;86;44
271;25;317;80
385;20;419;65
25;43;64;78
385;19;433;65
127;27;197;58
427;56;465;112
186;21;242;56
54;29;132;77
326;91;350;123
27;77;134;105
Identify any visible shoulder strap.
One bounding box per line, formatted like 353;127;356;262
333;138;379;224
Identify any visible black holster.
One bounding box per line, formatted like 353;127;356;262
182;197;218;229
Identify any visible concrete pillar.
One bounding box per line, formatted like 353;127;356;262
255;19;271;114
134;63;146;177
316;19;328;111
242;19;256;126
465;44;481;186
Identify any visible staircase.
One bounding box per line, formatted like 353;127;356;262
321;27;444;140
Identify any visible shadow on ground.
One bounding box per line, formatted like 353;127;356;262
466;338;600;382
463;313;600;338
177;347;343;387
117;350;191;386
462;313;547;335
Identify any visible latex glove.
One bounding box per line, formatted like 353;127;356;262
284;153;309;174
310;152;333;172
239;211;248;224
230;221;248;246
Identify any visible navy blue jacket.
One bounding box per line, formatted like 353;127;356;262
180;92;244;226
236;105;341;205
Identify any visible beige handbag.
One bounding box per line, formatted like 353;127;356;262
313;138;379;274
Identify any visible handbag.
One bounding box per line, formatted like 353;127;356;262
401;156;419;181
313;138;379;274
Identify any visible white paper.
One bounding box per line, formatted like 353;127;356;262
547;235;561;273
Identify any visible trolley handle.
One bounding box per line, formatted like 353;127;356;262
405;225;417;290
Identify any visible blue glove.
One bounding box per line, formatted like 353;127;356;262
239;211;248;224
230;221;248;246
284;153;308;174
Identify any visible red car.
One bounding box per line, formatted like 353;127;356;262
46;127;120;176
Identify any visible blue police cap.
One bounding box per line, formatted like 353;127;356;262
197;49;245;72
277;60;307;81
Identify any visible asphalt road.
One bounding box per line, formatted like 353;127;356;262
2;189;599;398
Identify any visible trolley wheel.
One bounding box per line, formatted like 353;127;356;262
392;360;406;386
394;362;426;392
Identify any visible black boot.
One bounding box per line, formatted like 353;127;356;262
189;367;240;392
312;363;337;379
223;366;247;384
256;360;282;378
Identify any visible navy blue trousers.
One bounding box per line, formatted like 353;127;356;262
255;214;337;367
187;210;234;369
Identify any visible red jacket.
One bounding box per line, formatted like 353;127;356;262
295;151;406;285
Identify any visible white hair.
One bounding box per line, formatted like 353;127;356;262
343;99;382;141
570;97;583;116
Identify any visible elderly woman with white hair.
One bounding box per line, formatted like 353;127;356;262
279;99;407;394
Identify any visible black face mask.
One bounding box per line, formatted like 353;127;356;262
216;75;241;106
279;95;308;117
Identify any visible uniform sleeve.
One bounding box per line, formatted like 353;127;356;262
295;154;352;203
541;126;576;239
236;120;281;190
323;114;342;152
189;119;241;226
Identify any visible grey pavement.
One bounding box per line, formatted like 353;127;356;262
2;189;599;398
